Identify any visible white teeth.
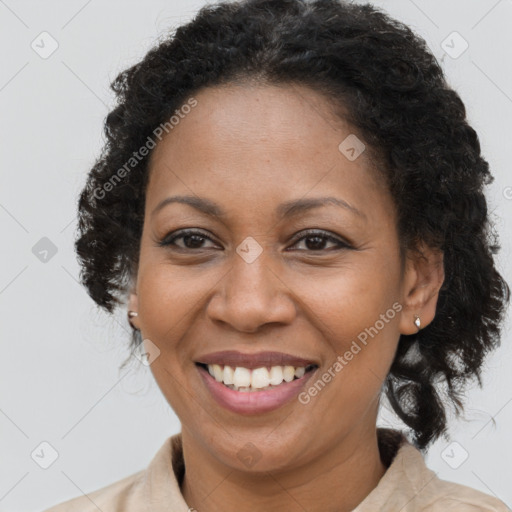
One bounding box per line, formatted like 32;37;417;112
269;366;283;385
223;365;234;385
205;363;314;391
251;367;270;388
294;367;305;378
212;364;223;382
233;367;251;388
283;366;295;382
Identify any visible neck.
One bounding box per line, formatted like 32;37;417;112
180;426;387;512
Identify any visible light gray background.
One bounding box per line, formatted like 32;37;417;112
1;0;511;510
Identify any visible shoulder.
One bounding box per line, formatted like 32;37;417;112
423;477;510;512
373;430;509;512
399;442;509;512
41;434;182;512
41;469;146;512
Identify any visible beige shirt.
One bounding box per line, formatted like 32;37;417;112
43;428;508;511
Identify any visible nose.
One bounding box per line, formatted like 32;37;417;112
206;249;297;333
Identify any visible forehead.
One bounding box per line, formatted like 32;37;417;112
151;83;361;166
146;83;391;223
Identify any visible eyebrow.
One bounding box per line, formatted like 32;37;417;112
151;194;366;221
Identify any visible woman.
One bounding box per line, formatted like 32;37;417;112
44;0;510;510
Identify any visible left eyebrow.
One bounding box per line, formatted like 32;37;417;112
276;196;366;222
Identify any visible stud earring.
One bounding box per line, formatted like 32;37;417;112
413;314;421;329
128;310;139;329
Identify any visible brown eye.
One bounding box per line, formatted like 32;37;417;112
289;230;352;252
159;229;219;250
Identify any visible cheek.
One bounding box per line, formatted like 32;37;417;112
136;253;214;334
135;263;205;418
297;275;401;436
289;257;402;391
137;270;179;332
288;256;401;338
135;263;196;368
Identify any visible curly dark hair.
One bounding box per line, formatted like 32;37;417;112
75;0;510;450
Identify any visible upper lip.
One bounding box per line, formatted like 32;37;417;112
195;350;319;369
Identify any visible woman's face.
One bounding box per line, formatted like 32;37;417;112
129;83;433;472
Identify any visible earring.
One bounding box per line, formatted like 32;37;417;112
413;315;421;329
128;310;139;329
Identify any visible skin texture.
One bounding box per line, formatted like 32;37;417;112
128;83;444;512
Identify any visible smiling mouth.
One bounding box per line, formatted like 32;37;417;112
196;362;317;392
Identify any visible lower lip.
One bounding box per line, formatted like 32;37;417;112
197;364;317;414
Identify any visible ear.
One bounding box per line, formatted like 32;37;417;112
399;242;445;335
128;291;140;330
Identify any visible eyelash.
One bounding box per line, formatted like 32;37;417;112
158;228;352;252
